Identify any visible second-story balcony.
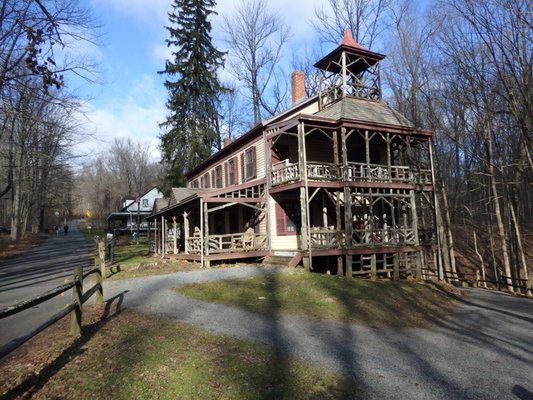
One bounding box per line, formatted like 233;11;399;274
271;161;432;187
308;226;419;249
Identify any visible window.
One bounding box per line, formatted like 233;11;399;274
214;166;222;188
226;157;237;185
201;174;210;188
241;147;256;181
275;201;300;235
141;199;149;208
190;179;199;188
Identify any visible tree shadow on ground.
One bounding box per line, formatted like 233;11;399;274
0;292;126;400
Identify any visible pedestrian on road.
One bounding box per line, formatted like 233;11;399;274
64;224;69;236
55;225;59;235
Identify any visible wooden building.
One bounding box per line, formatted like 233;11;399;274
148;30;438;279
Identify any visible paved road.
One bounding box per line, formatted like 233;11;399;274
103;269;533;400
0;221;92;348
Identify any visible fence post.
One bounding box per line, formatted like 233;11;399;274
96;267;104;305
526;276;533;298
476;270;480;287
70;266;83;336
97;237;106;282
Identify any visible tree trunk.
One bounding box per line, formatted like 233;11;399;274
509;199;529;293
487;124;513;293
441;183;458;282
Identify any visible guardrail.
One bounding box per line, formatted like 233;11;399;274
425;268;532;296
0;265;104;359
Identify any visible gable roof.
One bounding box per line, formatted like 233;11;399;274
185;95;318;179
153;197;169;213
170;187;197;205
314;97;414;128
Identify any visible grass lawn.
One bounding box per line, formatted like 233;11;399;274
178;270;458;328
103;237;200;280
0;305;360;400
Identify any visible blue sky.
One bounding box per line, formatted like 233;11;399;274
72;0;339;162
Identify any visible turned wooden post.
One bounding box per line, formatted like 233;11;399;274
70;266;83;336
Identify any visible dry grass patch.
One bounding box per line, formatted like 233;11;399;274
178;270;458;327
0;304;360;399
0;233;48;260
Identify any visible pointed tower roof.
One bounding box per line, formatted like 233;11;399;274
313;29;385;73
340;28;364;50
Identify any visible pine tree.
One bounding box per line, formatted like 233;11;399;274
159;0;226;187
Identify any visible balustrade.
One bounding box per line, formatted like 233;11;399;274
271;161;432;186
186;232;267;254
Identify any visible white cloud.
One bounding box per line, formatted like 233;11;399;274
77;74;166;162
91;0;171;25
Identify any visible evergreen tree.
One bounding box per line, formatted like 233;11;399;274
159;0;226;187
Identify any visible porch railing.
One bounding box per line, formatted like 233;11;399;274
271;162;300;186
271;161;432;186
351;228;416;246
309;228;344;248
307;162;341;181
186;232;268;254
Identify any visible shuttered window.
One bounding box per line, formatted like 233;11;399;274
275;201;300;235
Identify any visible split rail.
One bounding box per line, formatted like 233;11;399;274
0;265;104;359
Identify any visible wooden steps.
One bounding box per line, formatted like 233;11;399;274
263;252;303;268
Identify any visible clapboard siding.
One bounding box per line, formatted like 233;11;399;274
269;196;299;250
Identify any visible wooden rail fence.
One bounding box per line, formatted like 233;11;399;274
0;265;104;359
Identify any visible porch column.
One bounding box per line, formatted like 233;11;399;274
183;211;189;254
154;218;158;254
341;127;348;180
298;121;309;265
365;130;370;172
393;253;400;281
160;216;165;255
203;200;210;268
344;187;353;278
147;219;151;248
172;216;177;254
386;133;392;182
264;133;272;252
322;192;328;228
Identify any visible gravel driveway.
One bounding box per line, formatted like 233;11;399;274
103;267;533;400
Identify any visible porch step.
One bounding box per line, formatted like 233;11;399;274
262;255;294;268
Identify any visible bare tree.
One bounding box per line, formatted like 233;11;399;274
0;0;98;96
291;46;320;97
312;0;394;49
217;80;249;140
73;139;164;224
222;0;291;124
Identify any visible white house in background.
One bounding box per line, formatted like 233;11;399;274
107;187;164;234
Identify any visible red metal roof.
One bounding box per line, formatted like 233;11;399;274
340;28;365;50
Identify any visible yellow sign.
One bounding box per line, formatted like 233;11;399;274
85;210;91;218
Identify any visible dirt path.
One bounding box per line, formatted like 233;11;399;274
103;269;533;400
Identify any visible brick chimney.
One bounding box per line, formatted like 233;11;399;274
291;70;305;104
223;137;233;148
